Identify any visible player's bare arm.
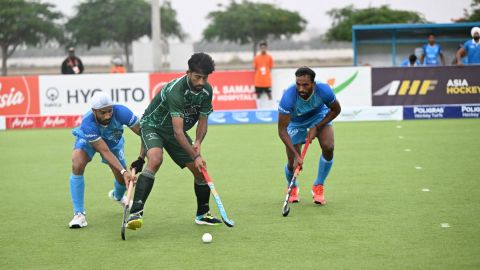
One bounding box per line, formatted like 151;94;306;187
193;115;208;155
172;116;206;170
129;122;146;158
308;100;341;142
130;122;141;136
278;113;303;168
456;47;466;65
91;138;133;186
129;122;146;172
440;52;446;66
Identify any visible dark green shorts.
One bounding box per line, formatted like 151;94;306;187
140;126;193;168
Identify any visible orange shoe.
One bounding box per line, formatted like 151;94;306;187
312;184;326;205
288;186;299;203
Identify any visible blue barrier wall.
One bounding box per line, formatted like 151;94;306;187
403;104;480;120
208;110;278;125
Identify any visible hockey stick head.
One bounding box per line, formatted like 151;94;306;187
282;203;290;217
222;217;235;227
121;168;136;240
281;137;311;217
282;173;298;217
282;180;295;217
121;204;128;240
201;168;235;227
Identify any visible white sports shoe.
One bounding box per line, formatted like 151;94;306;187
69;212;87;228
108;189;131;207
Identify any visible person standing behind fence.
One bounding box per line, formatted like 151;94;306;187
420;34;445;66
110;57;126;73
456;27;480;65
253;41;274;101
61;47;84;74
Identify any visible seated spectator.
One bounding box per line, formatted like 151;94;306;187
400;54;420;67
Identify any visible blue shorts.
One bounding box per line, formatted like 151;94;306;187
73;137;127;167
287;110;332;145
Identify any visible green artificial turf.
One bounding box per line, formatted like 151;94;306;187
0;119;479;269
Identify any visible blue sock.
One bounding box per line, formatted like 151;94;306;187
113;180;126;200
314;155;333;186
284;165;297;187
70;174;85;214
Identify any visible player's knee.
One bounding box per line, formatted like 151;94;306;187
322;143;334;155
146;155;163;172
191;168;205;182
194;177;206;185
71;161;86;175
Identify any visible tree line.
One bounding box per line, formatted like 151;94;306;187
1;0;477;76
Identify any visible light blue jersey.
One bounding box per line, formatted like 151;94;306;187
422;43;442;65
278;82;336;144
463;39;480;64
69;104;138;215
72;104;138;163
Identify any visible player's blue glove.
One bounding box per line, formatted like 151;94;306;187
130;157;145;173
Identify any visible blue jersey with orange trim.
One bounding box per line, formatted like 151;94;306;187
278;82;336;124
72;104;138;148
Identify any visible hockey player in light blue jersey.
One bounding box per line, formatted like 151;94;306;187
68;91;142;228
278;67;341;205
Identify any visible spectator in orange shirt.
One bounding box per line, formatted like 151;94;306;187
110;57;126;73
253;41;274;100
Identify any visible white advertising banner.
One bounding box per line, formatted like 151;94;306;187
271;66;372;108
39;73;150;115
336;106;403;122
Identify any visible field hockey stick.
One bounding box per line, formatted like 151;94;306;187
282;137;311;217
201;168;235;227
121;168;135;240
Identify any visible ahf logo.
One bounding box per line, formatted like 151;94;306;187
46;87;59;101
374;80;438;96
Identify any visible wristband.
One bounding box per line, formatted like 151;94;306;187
120;169;127;175
192;154;201;161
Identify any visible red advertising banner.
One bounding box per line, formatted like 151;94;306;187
149;70;257;110
40;115;76;128
0;76;40;116
6;115;38;129
6;115;82;129
149;72;183;99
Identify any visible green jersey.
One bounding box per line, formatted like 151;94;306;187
141;75;213;131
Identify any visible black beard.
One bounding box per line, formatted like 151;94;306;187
474;37;479;42
100;120;110;125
